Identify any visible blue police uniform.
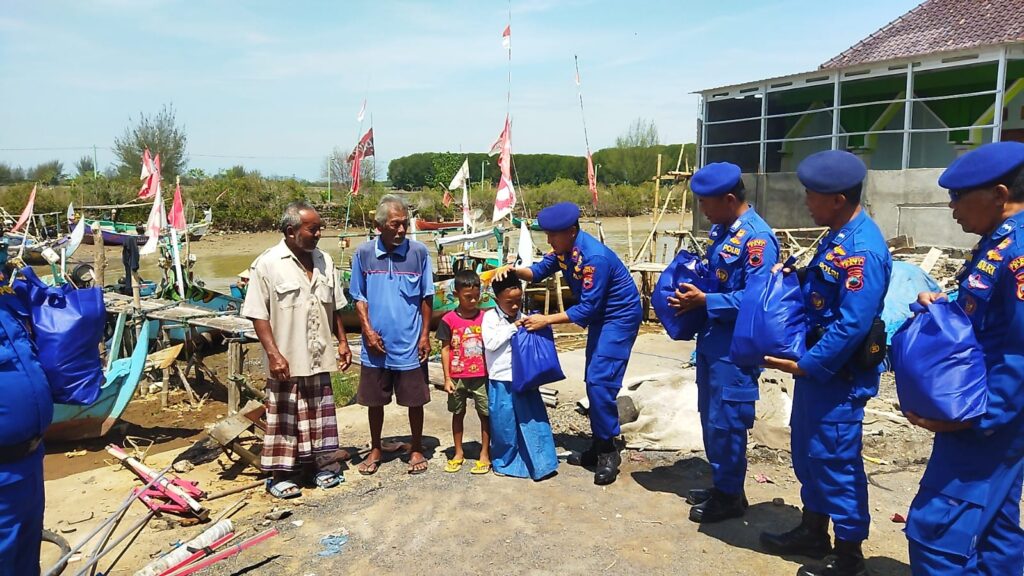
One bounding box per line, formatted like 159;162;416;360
691;163;780;497
790;151;892;546
528;204;642;442
905;142;1024;575
0;266;53;576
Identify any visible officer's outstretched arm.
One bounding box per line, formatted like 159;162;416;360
526;252;559;282
796;252;886;382
565;255;610;328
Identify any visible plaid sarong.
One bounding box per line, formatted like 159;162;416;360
261;373;339;472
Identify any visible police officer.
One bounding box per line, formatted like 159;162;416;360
499;202;642;485
0;238;53;576
760;150;892;576
905;141;1024;575
667;162;779;523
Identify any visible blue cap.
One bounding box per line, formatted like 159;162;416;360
536;202;580;231
938;141;1024;192
797;150;867;194
691;162;742;197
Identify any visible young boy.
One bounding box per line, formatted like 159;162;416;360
437;270;491;474
483;274;559;480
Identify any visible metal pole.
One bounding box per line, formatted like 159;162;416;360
92;145;98;178
993;47;1008;143
327;154;332;204
902;65;914;169
832;72;841;150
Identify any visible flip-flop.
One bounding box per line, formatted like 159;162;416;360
314;470;344;489
407;455;429;475
470;461;491;475
266;479;302;500
358;459;381;476
444;458;465;473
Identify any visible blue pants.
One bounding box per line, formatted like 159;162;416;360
0;446;44;576
695;331;757;496
585;354;629;441
791;412;870;541
907;459;1024;575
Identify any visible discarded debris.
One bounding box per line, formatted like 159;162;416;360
65;449;87;458
172;460;195;474
863;455;890;466
264;508;293;521
753;473;774;484
891;513;907;524
317;532;349;557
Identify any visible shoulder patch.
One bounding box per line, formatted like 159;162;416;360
1009;255;1024;273
1017;272;1024;301
746;239;767;267
976;260;997;276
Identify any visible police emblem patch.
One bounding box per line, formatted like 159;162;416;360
746;239;766;267
716;268;729;283
844;265;864;292
810;292;825;310
998;237;1013;251
986;249;1003;262
1010;256;1024;273
1017;272;1024;302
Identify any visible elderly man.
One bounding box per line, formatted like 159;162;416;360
242;201;352;499
760;151;892;576
499;201;642;485
0;233;53;575
350;195;434;475
906;142;1024;576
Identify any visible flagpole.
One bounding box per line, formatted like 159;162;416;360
575;55;598;217
170;176;186;300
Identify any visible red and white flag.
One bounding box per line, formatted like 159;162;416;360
138;149;159;199
442;188;453;207
586;152;598;207
10;184;36;233
139;180;166;256
349;128;375;196
492;115;516;222
501;25;511;50
169;179;186;232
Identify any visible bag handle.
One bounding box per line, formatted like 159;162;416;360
908;302;928;315
17;266;65;304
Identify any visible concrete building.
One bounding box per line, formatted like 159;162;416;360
696;0;1024;248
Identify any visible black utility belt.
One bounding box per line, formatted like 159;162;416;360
0;435;41;464
806;317;887;373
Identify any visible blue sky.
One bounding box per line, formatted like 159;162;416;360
0;0;921;180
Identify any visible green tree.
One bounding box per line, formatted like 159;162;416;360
27;160;64;185
427;152;462;189
75;155;95;177
112;104;188;181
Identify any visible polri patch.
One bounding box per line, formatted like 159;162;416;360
716;268;729;283
810;292;825;310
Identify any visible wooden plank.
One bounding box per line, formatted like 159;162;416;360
919;247;943;275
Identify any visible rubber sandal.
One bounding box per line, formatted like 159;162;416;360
444;458;465;473
407;456;429;475
470;461;491;475
358;459;380;476
266;479;302;500
314;470;344;489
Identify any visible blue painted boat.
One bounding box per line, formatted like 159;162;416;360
45;316;154;442
162;286;243;342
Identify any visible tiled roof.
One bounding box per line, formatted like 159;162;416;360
821;0;1024;70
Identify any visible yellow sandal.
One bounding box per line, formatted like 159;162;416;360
471;461;491;475
444;458;465;473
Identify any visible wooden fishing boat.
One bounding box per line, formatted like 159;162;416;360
46;316;153;442
6;236;70;266
511;215;543;231
414;219;463;231
74;210;212;246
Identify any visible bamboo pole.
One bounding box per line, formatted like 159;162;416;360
626;216;634;262
93;225;106;286
632;188;675;267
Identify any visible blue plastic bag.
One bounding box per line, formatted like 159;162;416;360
891;300;987;422
510;325;565;393
16;267;106;405
652;250;715;341
730;271;807;367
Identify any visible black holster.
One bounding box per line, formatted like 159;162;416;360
806;317;887;374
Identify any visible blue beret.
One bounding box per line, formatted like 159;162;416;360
797;150;867;194
536;202;580;231
691;162;742;197
938;141;1024;191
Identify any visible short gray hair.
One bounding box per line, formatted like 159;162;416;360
374;194;409;228
279;200;316;234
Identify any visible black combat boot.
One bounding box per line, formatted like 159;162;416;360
568;441;599;467
593;440;620;485
685;488;713;505
797;539;867;576
760;509;833;559
688;488;748;523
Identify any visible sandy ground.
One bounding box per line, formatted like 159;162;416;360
41;332;939;576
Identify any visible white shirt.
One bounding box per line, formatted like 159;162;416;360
482;307;521;382
241;240;348;377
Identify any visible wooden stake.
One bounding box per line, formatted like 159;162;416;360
554;275;565;313
651;154;662;261
626;216;635;262
94;226;106;287
632;188;675;267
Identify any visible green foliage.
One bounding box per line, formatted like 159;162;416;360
427;152;462;189
330;370;359;407
25;160;64;185
75;156;95;178
615;117;660;148
112;103;188;181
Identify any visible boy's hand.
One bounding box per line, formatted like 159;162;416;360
444;379;456;395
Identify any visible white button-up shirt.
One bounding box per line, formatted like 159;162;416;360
242;240;347;377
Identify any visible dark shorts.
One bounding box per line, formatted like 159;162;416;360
357;364;431;408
